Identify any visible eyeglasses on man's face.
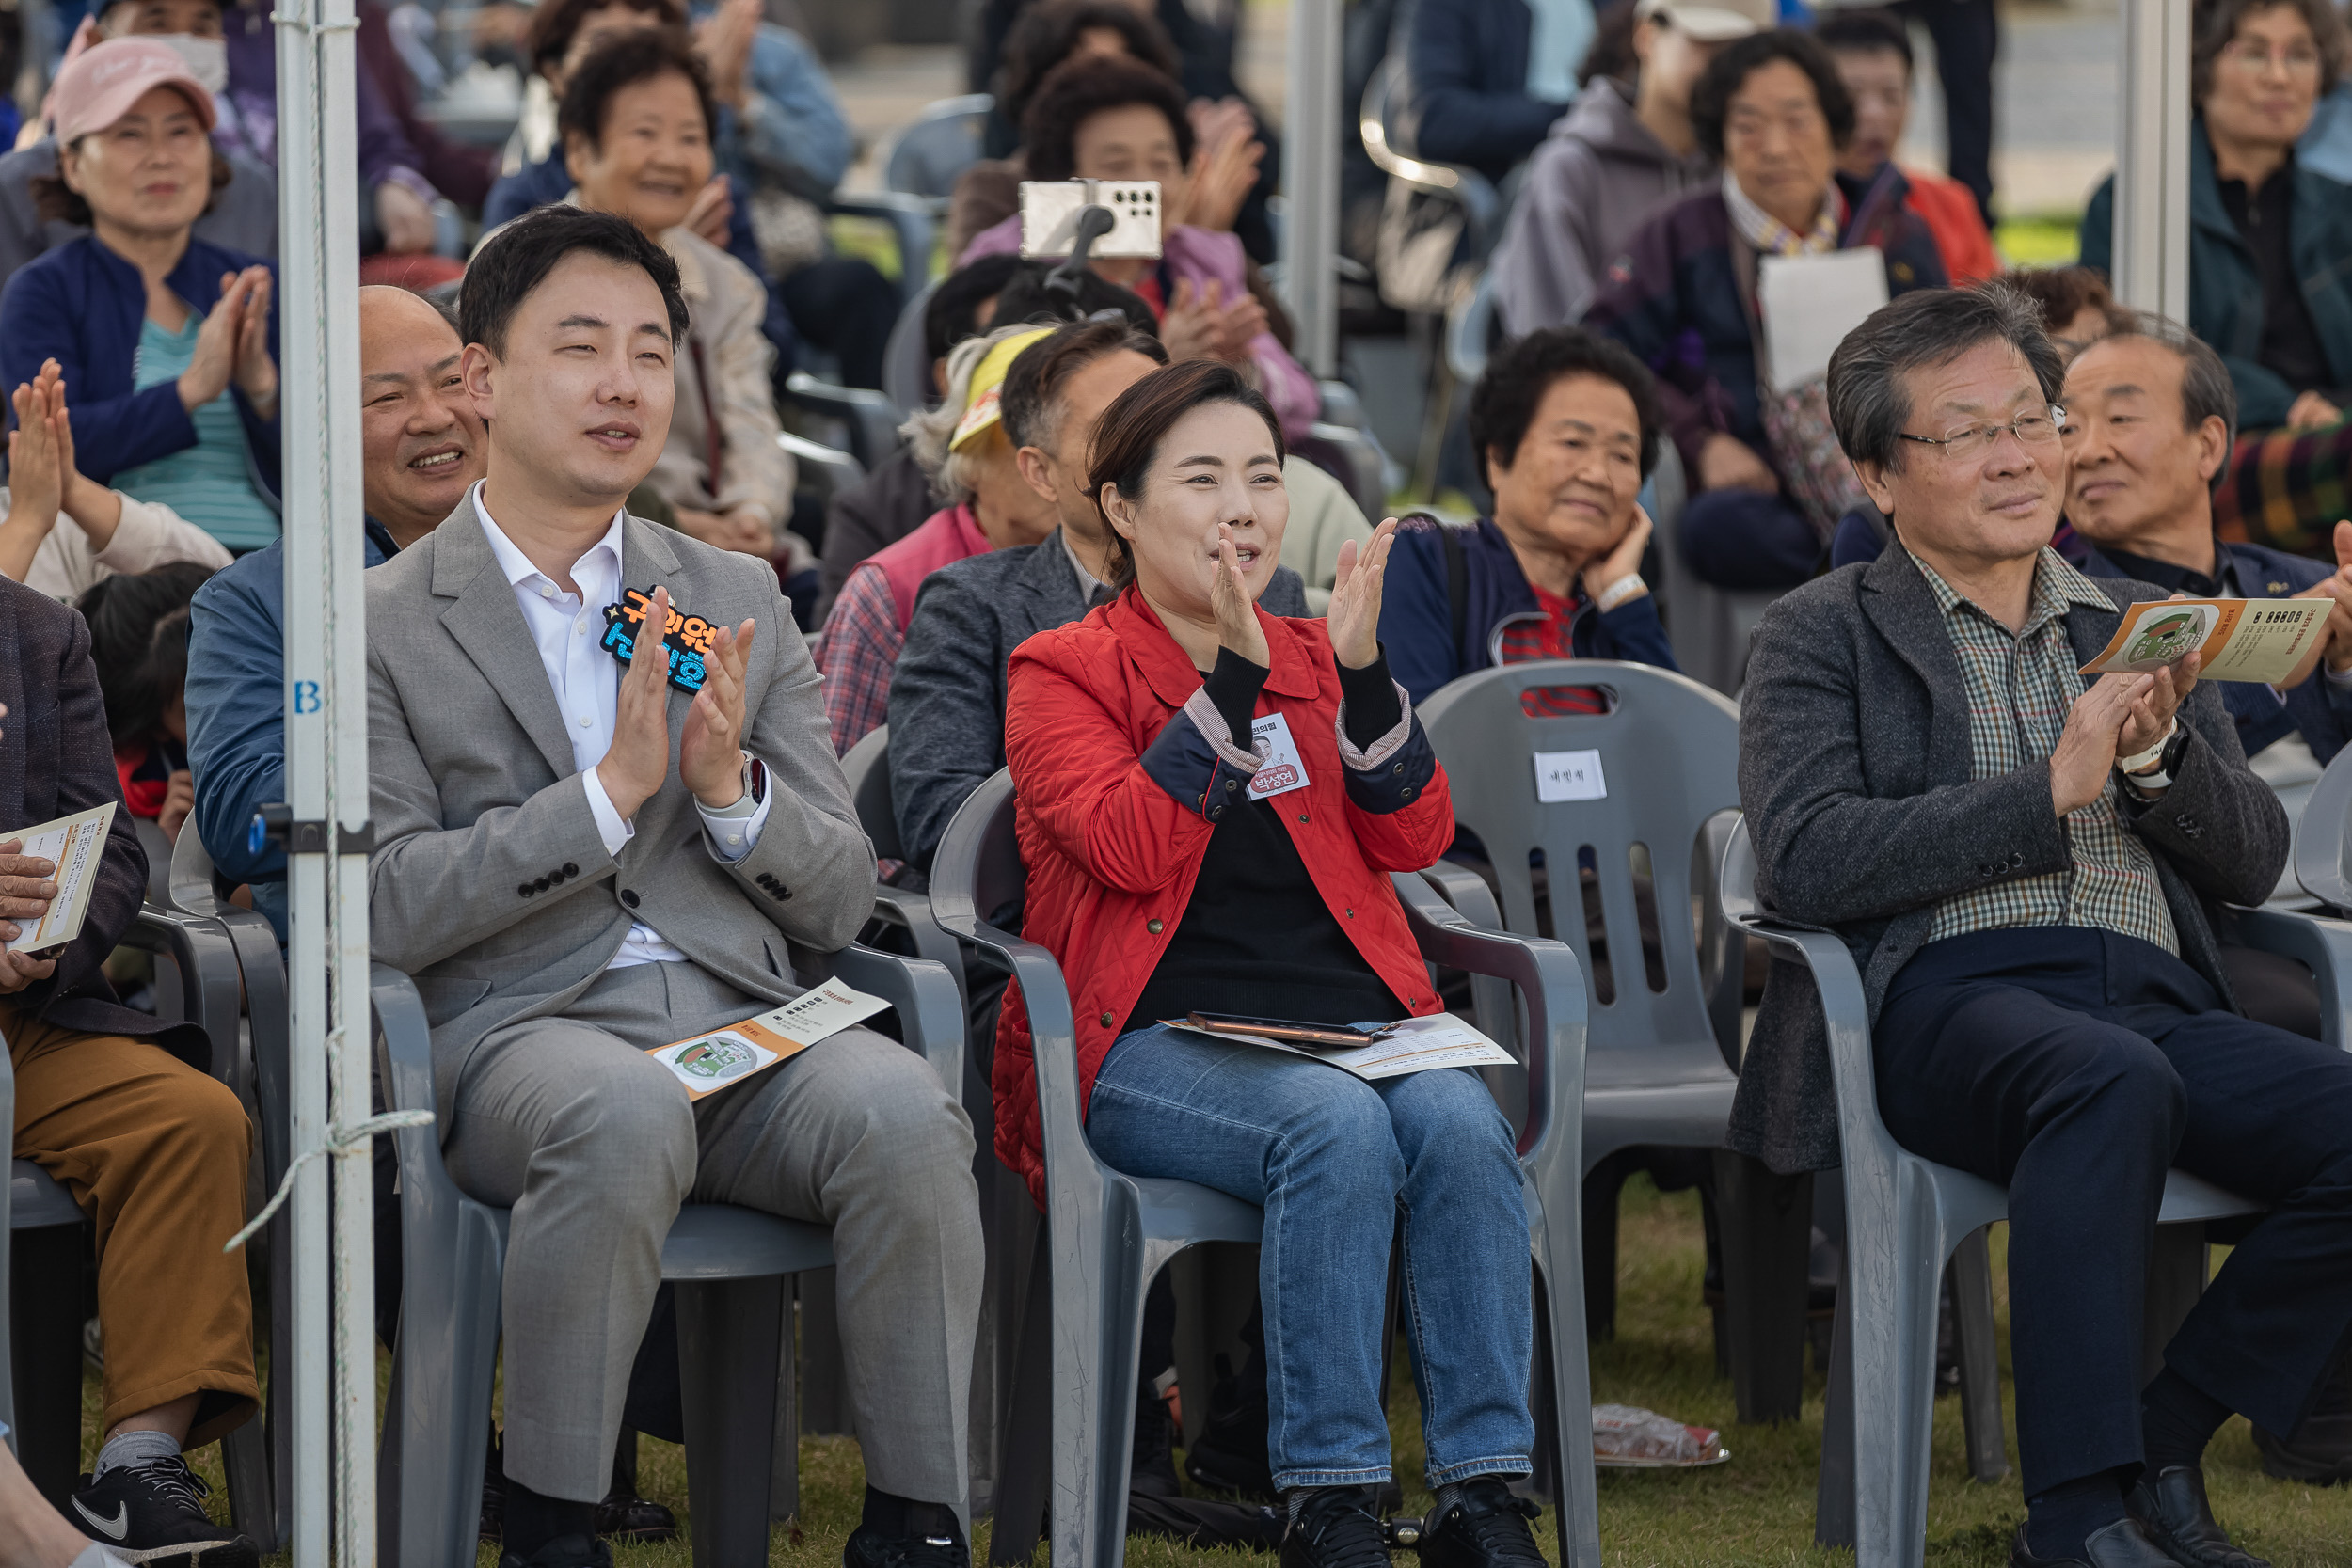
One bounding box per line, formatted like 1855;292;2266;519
1896;405;2066;460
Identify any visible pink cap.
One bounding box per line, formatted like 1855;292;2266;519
51;38;215;146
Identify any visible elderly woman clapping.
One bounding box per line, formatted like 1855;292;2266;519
0;38;279;553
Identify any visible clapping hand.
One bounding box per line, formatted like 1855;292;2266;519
597;585;676;820
2050;652;2199;816
1327;518;1398;670
680;614;756;810
2283;519;2352;688
229;267;278;421
1208;522;1270;668
685;175;734;249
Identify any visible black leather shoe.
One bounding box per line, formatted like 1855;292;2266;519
844;1501;968;1568
1186;1354;1277;1502
1415;1477;1549;1568
1280;1486;1391;1568
594;1489;677;1544
480;1430;506;1543
2009;1518;2186;1568
499;1532;613;1568
2126;1466;2269;1568
1132;1389;1181;1498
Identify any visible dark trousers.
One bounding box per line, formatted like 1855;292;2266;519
1893;0;1998;224
1875;927;2352;1496
781;254;900;391
1677;486;1820;589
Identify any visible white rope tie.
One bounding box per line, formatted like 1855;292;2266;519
223;1109;434;1254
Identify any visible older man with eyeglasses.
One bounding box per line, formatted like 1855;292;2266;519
1736;283;2352;1568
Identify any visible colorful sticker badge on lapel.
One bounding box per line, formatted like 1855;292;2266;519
601;586;714;693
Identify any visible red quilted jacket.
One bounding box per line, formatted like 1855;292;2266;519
993;589;1457;1206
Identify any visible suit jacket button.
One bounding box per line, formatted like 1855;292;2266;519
534;876;551;892
1147;918;1164;934
621;889;641;909
563;863;580;877
1098;1011;1116;1027
518;882;535;897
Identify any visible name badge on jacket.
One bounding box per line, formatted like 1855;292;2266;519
1247;712;1311;800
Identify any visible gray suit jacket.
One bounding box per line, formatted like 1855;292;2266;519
367;496;875;1121
885;531;1306;871
1734;546;2288;1174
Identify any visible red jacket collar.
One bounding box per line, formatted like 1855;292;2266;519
1104;586;1322;709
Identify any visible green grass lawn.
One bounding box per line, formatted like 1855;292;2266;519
93;1176;2352;1565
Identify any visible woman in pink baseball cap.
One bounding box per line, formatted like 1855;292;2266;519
0;37;280;554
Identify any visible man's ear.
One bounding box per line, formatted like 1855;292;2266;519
1851;454;1899;516
2194;414;2230;484
460;341;498;423
1013;444;1057;505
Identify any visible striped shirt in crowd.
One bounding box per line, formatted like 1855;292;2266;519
111;314;280;553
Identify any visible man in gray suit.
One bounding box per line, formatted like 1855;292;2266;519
1739;284;2352;1568
365;206;981;1568
887;317;1309;875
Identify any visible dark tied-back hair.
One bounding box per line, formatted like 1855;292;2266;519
996;0;1181;133
927;254;1025;364
1826;282;2063;472
1086;359;1283;587
76;561;215;748
559;26;715;152
1000;316;1167;451
1690;28;1855;162
33;150;235;228
463;206;690;358
1022;55;1195;183
2192;0;2346;103
1469;326;1665;490
990;261;1160;336
525;0;680;77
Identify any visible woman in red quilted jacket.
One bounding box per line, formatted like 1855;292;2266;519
1000;360;1550;1568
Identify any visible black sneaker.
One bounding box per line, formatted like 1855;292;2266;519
499;1532;613;1568
1280;1486;1391;1568
844;1501;969;1568
1416;1477;1549;1568
68;1458;258;1567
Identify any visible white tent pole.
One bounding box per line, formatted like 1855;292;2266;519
273;0;369;1557
1280;0;1341;379
2113;0;2192;321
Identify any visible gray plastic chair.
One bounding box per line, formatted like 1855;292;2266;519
2292;734;2352;910
373;938;963;1568
1647;445;1784;698
930;769;1601;1568
784;372;906;475
879;93;993;209
1294;422;1391;525
1714;817;2322;1567
1444;269;1497;388
839;724;966;995
882;280;943;419
1417;659;1827;1423
826;191;938;311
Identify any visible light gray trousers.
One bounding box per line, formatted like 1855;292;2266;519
442;959;982;1508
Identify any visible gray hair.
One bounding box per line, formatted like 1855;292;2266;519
1826;281;2066;472
2086;309;2240;451
901;323;1041;506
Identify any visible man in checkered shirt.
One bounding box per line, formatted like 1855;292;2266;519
1737;284;2352;1568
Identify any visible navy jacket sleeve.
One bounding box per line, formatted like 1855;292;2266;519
1587;594;1679;672
1406;0;1563;176
1376;522;1464;705
2078;177;2114;278
184;552;287;895
0;262;201;479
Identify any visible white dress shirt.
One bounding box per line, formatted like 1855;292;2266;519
473;481;769;969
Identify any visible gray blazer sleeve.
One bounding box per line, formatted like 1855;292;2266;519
721;577;878;950
1740;593;2073;927
366;634;614;974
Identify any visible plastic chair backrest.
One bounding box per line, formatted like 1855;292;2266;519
1446;269;1497;385
839;723;904;863
168;820;221;915
1421;660;1740;1074
778;431;866;509
2295;736;2352;910
1648;442;1784;697
881;94;993;202
930;768;1028;934
882;280;940;418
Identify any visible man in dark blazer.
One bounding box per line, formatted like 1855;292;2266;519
887;317;1307;876
1739;284;2352;1568
0;575;260;1564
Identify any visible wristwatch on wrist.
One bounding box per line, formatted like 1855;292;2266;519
740;752;766;806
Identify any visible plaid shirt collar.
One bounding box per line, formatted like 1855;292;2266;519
1909;546;2114;641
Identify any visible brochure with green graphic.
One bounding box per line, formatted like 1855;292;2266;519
647;980;888;1101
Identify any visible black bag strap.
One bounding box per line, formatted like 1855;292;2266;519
1439;520;1470;673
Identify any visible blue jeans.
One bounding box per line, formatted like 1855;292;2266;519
1086;1023;1534;1489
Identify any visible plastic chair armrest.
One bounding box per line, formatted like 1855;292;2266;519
930;910;1103;1205
871;886;968;1005
783;373;904;472
827;942;965;1096
371;963;468;1215
1416;860;1502;929
2228;905;2352;1053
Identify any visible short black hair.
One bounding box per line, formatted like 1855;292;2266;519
1000;316;1168;451
1022;55;1195;182
996;0;1181;134
76;561;215;747
1826;281;2063;472
1469;327;1665;490
524;0;678;76
463;206;690;358
926;253;1025;363
989;261;1159;335
1812;8;1913;72
1691;27;1855;162
558;26;714;153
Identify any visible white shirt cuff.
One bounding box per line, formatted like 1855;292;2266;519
582;767;635;859
698;775;770;862
2324;661;2352;689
